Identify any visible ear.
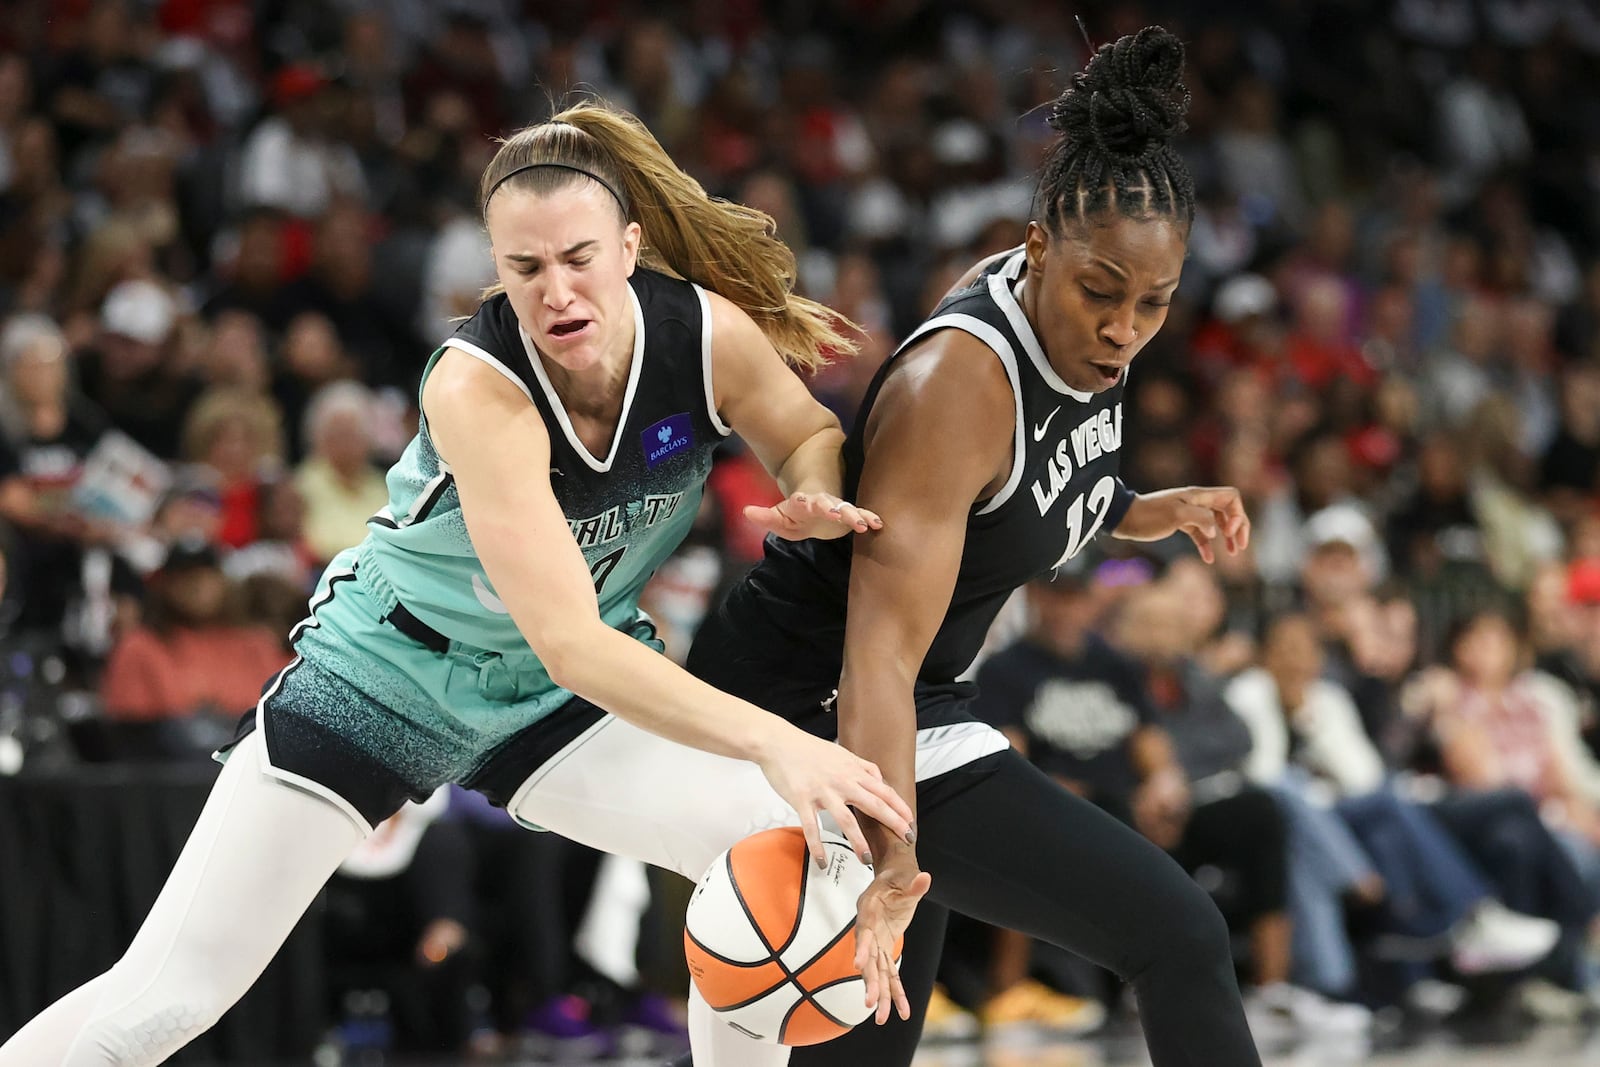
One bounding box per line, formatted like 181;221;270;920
621;221;642;277
1024;221;1050;276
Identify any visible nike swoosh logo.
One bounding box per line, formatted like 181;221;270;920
472;573;509;614
1032;406;1062;442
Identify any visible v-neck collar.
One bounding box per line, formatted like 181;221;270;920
989;250;1096;403
519;282;646;472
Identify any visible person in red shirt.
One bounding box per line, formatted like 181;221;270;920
100;538;291;722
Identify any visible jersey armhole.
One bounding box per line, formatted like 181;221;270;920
693;284;733;437
892;315;1025;516
439;336;535;402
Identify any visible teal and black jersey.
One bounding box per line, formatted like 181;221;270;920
357;267;730;657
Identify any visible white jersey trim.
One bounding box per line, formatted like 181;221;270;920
520;284;646;473
912;721;1011;781
991;250;1095;403
440;337;535;402
694;284;732;437
894;312;1027;517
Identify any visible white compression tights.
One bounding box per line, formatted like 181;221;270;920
0;731;365;1066
512;714;802;1067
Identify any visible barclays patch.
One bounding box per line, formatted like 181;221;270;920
642;412;694;468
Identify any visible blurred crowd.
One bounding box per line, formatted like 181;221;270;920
2;0;1600;1059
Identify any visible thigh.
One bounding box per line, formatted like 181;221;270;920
507;716;797;881
914;749;1215;980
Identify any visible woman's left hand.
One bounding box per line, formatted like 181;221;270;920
1114;486;1250;564
744;491;883;541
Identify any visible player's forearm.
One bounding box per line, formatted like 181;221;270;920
545;623;786;764
771;426;848;498
836;664;920;868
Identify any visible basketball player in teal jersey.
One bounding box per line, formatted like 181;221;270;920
0;102;915;1066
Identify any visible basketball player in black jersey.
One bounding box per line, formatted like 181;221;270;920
682;27;1262;1067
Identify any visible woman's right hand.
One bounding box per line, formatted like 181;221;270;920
854;858;933;1024
755;727;916;869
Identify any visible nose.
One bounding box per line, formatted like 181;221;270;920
1100;306;1136;350
542;268;574;311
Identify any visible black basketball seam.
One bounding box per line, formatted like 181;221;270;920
778;981;857;1044
724;847;777;954
791;921;859;978
772;834;814;956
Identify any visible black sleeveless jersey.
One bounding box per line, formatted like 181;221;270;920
694;247;1134;712
363;266;727;650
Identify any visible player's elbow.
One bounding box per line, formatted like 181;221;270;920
535;622;611;695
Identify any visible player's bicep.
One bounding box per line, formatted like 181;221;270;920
709;293;841;476
422;351;602;649
843;342;1012;674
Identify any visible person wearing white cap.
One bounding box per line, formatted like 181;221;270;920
76;279;200;459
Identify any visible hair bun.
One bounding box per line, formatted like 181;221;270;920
1048;26;1190;166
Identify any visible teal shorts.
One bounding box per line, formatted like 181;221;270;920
227;549;622;831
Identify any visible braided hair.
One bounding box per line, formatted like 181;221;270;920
1037;26;1195;234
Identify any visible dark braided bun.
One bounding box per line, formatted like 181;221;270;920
1049;26;1190;166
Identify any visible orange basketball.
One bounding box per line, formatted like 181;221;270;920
684;826;900;1046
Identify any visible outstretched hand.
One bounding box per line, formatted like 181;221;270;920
756;730;915;870
744;491;883;542
1114;485;1250;564
855;862;932;1025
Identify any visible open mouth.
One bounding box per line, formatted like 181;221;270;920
549;319;591;339
1089;362;1124;384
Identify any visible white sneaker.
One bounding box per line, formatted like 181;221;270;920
1246;983;1372;1038
1403;977;1467;1018
1449;900;1561;975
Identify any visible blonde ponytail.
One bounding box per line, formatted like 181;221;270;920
479;100;854;370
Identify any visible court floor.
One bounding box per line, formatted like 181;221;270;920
196;1021;1599;1065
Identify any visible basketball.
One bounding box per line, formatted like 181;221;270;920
684;826;900;1046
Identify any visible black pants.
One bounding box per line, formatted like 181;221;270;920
788;751;1262;1067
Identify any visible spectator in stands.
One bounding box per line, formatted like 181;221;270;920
0;313;113;636
1538;360;1600;527
76;279;200;460
237;65;365;219
99;536;290;726
179;386;285;549
295;381;387;566
201;208;291;324
1411;609;1600;892
1230;614;1563;984
272;202;418;391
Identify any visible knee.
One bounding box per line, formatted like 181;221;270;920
76;998;226;1066
1127;873;1234;979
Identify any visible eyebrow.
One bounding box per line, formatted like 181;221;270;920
504;240;597;264
1091;258;1180;291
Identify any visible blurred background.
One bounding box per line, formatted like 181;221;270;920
1;0;1599;1064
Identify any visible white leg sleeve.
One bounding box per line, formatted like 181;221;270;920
0;730;365;1067
509;716;797;881
690;985;792;1067
510;717;798;1066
